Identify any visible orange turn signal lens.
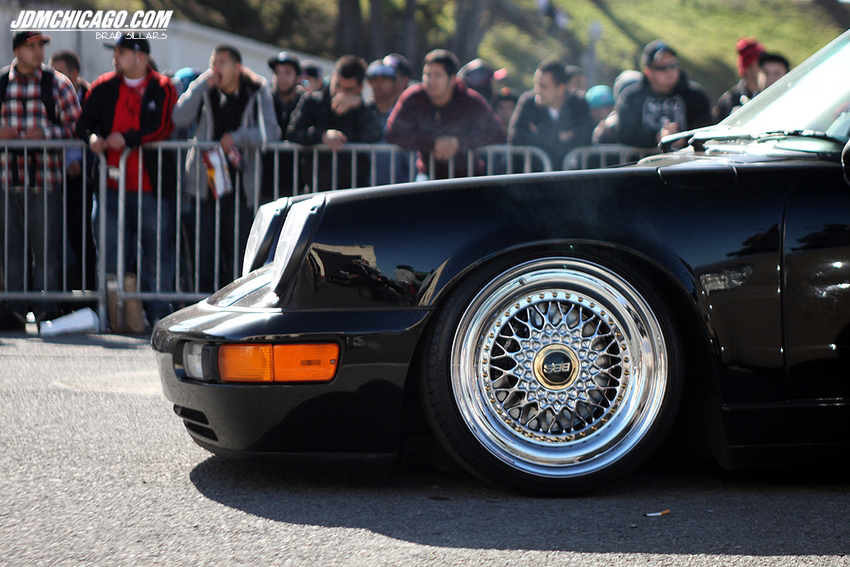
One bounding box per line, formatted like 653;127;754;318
218;344;273;382
272;344;339;382
218;343;339;383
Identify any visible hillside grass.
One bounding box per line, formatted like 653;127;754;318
480;0;845;100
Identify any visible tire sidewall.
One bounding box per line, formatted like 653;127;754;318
418;251;684;496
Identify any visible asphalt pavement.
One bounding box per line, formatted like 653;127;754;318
1;329;848;566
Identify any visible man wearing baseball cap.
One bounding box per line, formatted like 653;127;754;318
0;30;82;330
300;61;323;94
268;51;303;134
615;39;711;148
76;34;178;327
265;51;303;201
714;37;766;121
382;53;412;99
366;58;410;184
365;59;398;124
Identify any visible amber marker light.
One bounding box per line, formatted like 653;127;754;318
273;344;339;382
218;345;273;382
218;343;339;383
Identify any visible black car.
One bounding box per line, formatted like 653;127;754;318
153;32;850;495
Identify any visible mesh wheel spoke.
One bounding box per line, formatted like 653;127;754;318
478;293;627;441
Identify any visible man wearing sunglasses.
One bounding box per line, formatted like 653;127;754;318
615;40;711;148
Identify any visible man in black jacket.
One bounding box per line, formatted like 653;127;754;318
508;60;595;169
287;55;382;192
77;36;177;326
616;40;712;149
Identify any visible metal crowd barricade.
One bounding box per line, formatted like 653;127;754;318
1;139;103;323
260;142;553;195
110;140;274;325
562;144;659;170
2;139;562;333
482;145;553;174
140;140;244;296
263;142;410;195
113;141;558;326
110;144;200;331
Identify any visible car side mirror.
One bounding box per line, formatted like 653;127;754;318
843;138;850;185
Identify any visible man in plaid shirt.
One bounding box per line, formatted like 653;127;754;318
0;30;81;329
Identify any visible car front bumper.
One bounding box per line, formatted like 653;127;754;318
153;302;431;458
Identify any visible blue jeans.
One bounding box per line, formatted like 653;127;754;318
96;188;176;322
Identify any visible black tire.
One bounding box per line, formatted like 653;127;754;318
419;254;683;496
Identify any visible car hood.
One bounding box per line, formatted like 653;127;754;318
640;138;843;169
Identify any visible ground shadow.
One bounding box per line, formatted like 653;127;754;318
189;450;850;555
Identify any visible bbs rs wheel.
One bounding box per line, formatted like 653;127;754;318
420;255;682;496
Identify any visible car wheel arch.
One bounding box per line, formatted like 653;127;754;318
403;242;723;493
413;240;719;395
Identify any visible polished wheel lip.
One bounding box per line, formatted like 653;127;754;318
451;258;668;479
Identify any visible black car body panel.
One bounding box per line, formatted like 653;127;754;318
153;32;850;489
153;155;850;463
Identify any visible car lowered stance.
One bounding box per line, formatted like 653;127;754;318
153;31;850;496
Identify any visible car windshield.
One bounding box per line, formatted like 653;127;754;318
715;30;850;143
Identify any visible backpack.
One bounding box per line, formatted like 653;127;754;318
0;65;59;125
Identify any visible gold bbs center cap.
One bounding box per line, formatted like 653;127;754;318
533;344;580;390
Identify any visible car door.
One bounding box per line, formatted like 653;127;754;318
782;167;850;400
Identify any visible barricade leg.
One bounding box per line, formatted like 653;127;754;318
63;168;97;297
0;191;27;318
139;192;176;324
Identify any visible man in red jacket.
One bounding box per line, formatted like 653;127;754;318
385;49;503;180
77;36;177;327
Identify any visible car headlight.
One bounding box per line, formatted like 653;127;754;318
242;197;290;277
182;341;213;381
271;194;325;292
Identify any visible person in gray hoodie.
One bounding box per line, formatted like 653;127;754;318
172;44;279;291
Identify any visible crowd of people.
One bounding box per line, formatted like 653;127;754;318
0;29;790;331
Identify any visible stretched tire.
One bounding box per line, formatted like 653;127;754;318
419;255;682;496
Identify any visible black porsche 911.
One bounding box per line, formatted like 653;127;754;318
153;31;850;495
